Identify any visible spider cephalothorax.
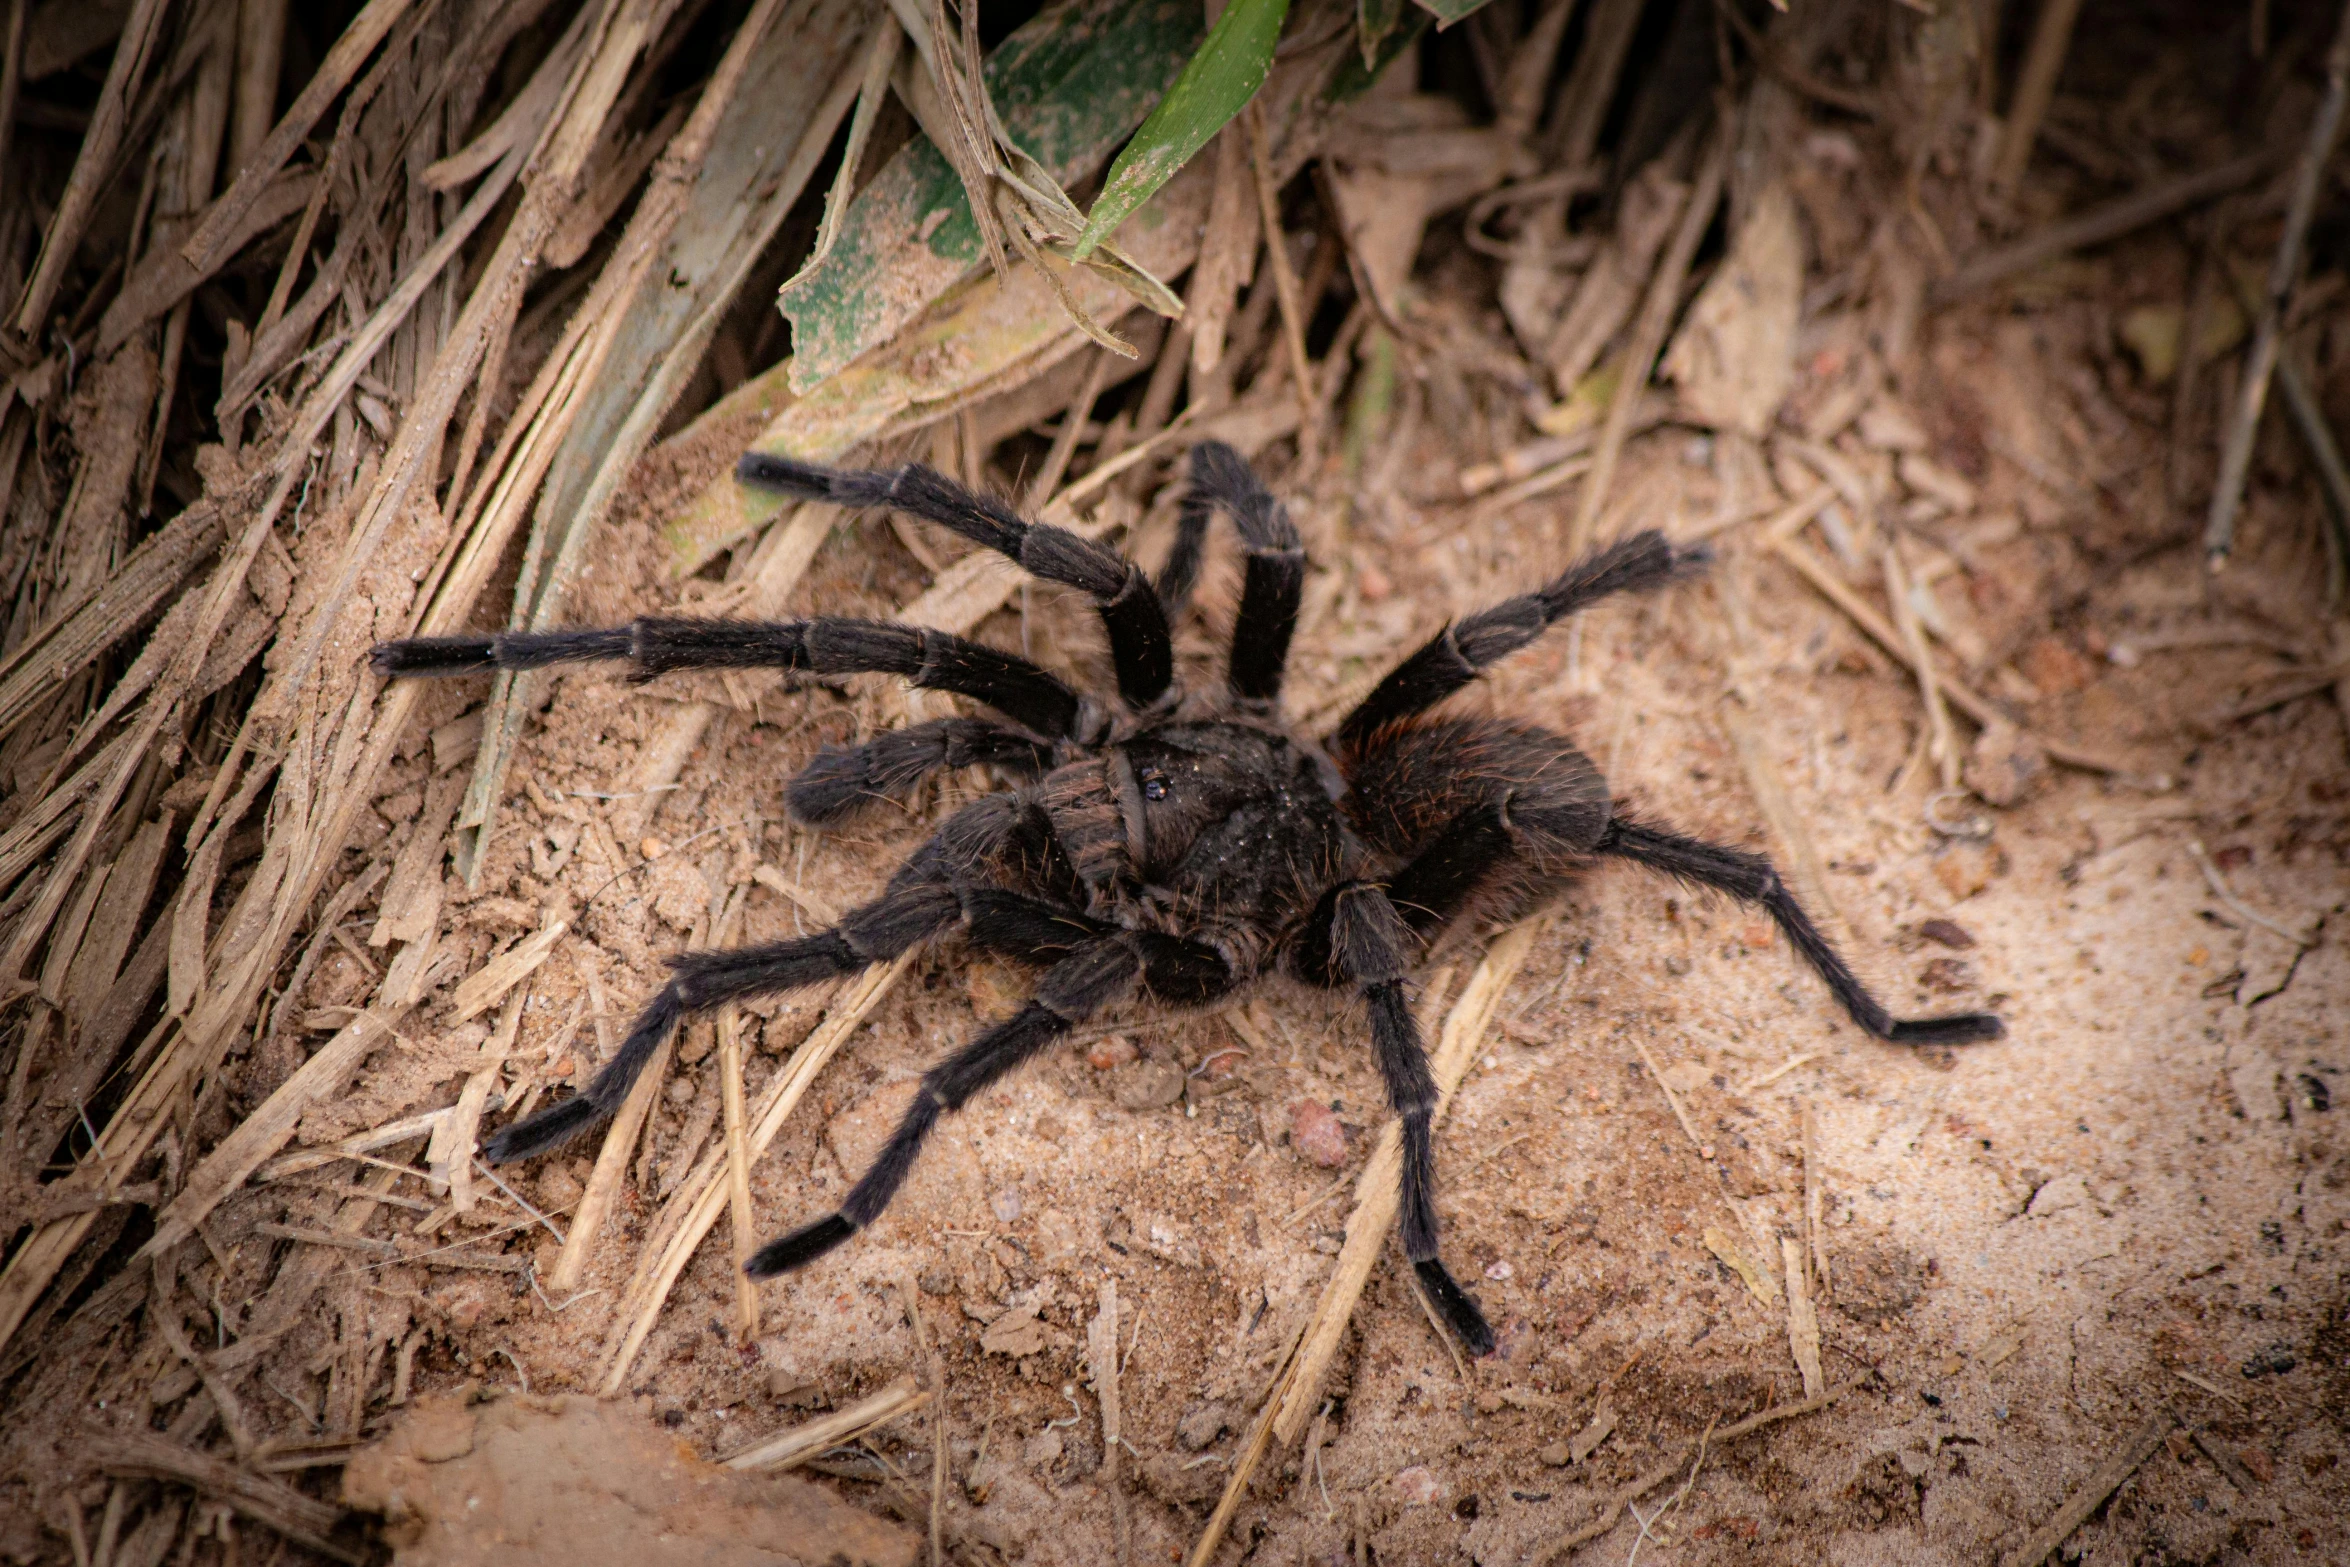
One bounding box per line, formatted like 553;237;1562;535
372;441;2000;1354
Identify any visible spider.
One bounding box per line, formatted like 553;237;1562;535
372;440;2000;1355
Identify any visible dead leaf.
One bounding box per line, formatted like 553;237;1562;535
1703;1225;1782;1306
1663;181;1802;437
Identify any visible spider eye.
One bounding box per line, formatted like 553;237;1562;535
1141;769;1170;802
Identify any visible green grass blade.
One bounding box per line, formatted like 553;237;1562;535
1073;0;1289;261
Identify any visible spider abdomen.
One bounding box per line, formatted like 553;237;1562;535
1343;716;1611;860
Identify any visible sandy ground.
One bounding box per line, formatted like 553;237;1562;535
285;272;2350;1567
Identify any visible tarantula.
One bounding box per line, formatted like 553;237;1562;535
372;441;2000;1354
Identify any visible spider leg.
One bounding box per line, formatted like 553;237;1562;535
482;789;1088;1164
374;616;1091;741
748;930;1234;1275
787;718;1056;824
481;876;962;1163
1290;883;1494;1356
738;454;1176;712
1157;442;1306;707
1346;718;2003;1045
1590;816;2004;1044
1334;531;1707;749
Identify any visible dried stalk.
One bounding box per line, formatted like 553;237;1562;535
1569;112;1729;554
1989;0;2087;196
2204;0;2350;568
1189;923;1540;1567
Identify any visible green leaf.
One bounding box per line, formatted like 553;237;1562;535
779;0;1202;392
1411;0;1499;24
1073;0;1289;261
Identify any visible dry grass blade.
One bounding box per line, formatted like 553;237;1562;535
0;0;660;1360
9;0;173;334
1248;102;1317;432
1783;1235;1823;1397
720;1004;758;1339
139;1008;411;1260
447;920;567;1024
454;0;867;875
1766;532;2152;781
2202;0;2350;567
548;1030;672;1293
181;0;423;271
1999;1408;2177;1567
1536;1382;1859;1561
782;9;903;293
594;952;918;1394
1988;0;2087;196
722;1377;930;1472
1932;152;2271;304
85;1427;358;1562
1088;1278;1131;1567
1884;539;1962;791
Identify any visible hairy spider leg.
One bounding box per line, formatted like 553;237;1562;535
481;875;963;1163
1590;817;2003;1044
373;616;1091;744
1335;530;1709;750
1344;718;2003;1047
748;929;1234;1276
482;788;1096;1163
738;453;1176;712
1156;440;1307;706
1290;883;1495;1355
787;717;1056;824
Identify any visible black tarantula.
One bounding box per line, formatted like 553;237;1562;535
372;441;2001;1354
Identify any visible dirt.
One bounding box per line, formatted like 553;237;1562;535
306;218;2349;1565
10;12;2350;1567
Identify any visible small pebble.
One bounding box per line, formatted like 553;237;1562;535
640;836;669;859
1391;1465;1444;1507
1538;1442;1573;1467
536;1165;585;1209
1111;1057;1184;1109
1289;1100;1349;1168
2241;1343;2296;1378
665;1077;695;1105
1918;917;1976;950
1085;1034;1138;1070
1358;563;1393;601
989;1187;1022;1223
1484;1260;1513;1282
